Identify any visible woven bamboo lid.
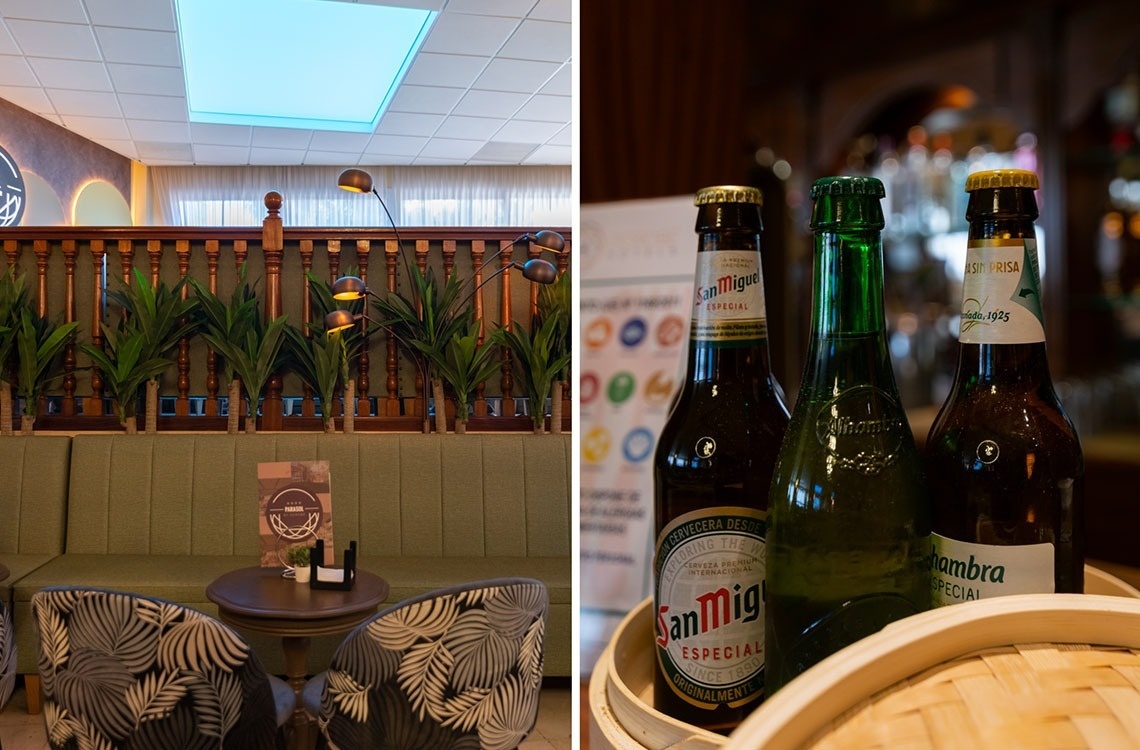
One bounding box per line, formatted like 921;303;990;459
724;593;1140;750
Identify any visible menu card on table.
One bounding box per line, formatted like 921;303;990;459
257;460;334;567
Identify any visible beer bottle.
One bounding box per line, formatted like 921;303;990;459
653;185;790;732
765;175;930;695
926;169;1084;604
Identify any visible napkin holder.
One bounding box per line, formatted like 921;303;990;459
309;539;356;590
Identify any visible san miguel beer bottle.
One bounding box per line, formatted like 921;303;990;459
765;176;930;695
926;169;1084;604
653;185;789;732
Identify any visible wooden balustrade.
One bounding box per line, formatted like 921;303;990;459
0;193;572;433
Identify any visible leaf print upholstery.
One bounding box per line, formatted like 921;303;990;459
313;578;548;750
31;587;289;750
0;601;15;710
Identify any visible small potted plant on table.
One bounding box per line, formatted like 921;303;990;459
285;544;312;583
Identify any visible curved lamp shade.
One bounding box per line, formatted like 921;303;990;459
325;310;359;334
530;230;565;253
331;275;368;301
519;258;558;284
337;168;374;194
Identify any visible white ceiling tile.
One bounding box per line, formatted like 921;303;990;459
59;114;130;139
421;13;518;57
530;0;571;23
364;134;427;156
251;127;313;149
440;0;535;17
0;21;21;55
36;112;64;126
190;123;251;146
491;118;561;143
85;0;176;32
193;144;251;164
92;138;138;159
435;115;503;140
117;92;187;121
106;62;184;96
376;111;444;137
546;122;570;146
135;140;193;160
128;118;189;141
249;146;306;165
95;27;180;66
404;52;489;88
539;63;569;96
418;137;482;160
46;88;120;116
0;54;37;86
389;84;464;115
308;131;372;152
0;0;88;23
470;140;536;162
412;156;469;165
302;150;361;166
5;20;101;60
522;143;570;164
28;57;111;90
500;19;569;63
0;83;52;112
514;93;567;123
473;58;560;94
453;89;528;118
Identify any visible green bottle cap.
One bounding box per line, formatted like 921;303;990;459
694;185;763;206
809;176;885;229
965;169;1039;192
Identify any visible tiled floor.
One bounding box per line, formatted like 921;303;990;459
0;679;574;749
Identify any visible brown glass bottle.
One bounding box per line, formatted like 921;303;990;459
653;185;789;732
926;169;1084;604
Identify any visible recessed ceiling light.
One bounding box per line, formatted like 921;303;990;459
175;0;437;132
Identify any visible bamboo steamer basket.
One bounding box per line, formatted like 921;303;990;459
588;566;1140;750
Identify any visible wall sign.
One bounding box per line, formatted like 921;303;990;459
0;144;25;227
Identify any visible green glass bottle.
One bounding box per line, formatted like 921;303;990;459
653;185;789;732
926;169;1084;604
765;175;930;695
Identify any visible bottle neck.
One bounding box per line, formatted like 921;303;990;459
809;227;888;337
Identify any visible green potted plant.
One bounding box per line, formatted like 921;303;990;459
492;314;573;435
190;266;287;434
425;319;504;434
285;544;311;583
81;269;199;433
14;307;79;435
536;270;571;434
0;267;29;436
284;324;347;434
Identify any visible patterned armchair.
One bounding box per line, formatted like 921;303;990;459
31;587;293;749
0;601;13;709
303;577;549;750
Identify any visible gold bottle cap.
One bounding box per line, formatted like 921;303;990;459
965;169;1039;192
694;185;763;207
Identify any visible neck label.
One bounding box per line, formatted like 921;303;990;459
692;250;767;343
959;238;1045;344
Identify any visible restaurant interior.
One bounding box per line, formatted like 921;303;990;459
0;2;571;749
581;0;1140;747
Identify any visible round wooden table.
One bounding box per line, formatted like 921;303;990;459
206;566;389;748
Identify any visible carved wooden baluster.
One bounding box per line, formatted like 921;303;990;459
471;240;489;417
233;239;247;270
147;240;162;285
299;239;315;418
175;240;191;417
60;240;77;416
118;239;134;284
2;239;17;269
327;240;341;283
203;239;220;415
414;239;430;420
84;240;106;418
261;192;284;431
498;238;516;417
528;235;542;320
34;240;48;317
558;239;572;411
354;239;370;416
442;239;456;279
382;238;399;416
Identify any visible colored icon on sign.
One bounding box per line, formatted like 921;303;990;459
619;317;648;348
622;427;655;463
585;318;612;350
582;427;612;463
579;372;600;404
607;371;636;404
644;370;676;406
656;314;686;348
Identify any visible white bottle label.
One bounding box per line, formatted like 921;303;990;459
958;238;1045;344
930;533;1055;606
654;507;766;708
691;250;767;343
